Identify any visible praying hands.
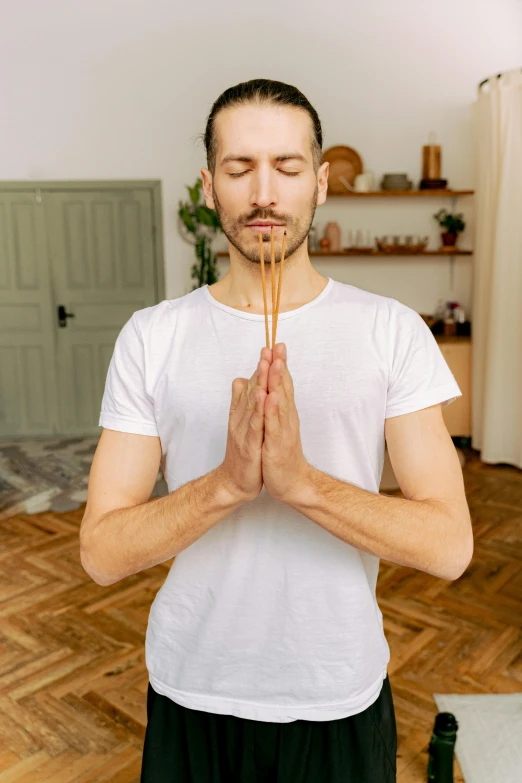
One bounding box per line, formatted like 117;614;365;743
220;342;309;506
261;342;310;504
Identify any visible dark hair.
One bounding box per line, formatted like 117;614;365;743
203;79;323;174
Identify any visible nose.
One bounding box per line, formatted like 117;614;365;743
250;166;278;209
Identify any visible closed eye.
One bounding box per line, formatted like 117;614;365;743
228;171;301;178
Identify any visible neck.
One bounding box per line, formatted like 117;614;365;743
215;240;328;313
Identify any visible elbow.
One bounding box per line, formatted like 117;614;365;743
80;548;112;586
442;534;474;581
80;531;119;587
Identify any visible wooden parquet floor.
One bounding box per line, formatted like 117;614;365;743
0;446;520;782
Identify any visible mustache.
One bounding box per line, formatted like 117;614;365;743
242;211;290;225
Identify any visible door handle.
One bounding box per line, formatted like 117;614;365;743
57;304;76;328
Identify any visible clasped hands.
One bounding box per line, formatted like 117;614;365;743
258;342;309;503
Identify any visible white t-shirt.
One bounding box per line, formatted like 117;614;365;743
99;277;462;723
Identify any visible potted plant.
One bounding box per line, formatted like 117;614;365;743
178;177;223;290
433;208;465;248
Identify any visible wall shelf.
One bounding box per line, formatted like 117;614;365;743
217;249;473;258
326;189;474;197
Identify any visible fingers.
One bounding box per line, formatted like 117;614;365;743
260;346;273;365
230;378;246;413
243;359;269;428
272;343;287;362
263;386;282;439
246;385;266;443
231;342;288;417
258;343;286;382
260;343;285;365
268;357;293;402
242;361;266;445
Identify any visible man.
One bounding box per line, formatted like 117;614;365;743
80;79;473;782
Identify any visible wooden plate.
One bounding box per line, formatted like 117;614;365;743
323;145;363;194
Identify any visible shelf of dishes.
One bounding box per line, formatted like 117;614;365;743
311;230;470;254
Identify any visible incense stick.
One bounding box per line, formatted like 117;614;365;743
259;227;286;351
273;230;286;347
270;226;276;349
259;232;270;348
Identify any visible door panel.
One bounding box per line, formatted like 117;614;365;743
0;184;162;438
45;188;159;435
0;191;59;436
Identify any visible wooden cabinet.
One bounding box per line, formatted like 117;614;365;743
436;336;472;437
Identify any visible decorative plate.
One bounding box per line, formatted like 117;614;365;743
323;146;364;194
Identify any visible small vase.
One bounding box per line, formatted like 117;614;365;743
320;237;331;252
441;231;457;247
324;221;341;252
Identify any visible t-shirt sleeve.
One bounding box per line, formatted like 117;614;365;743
385;304;463;419
98;313;159;437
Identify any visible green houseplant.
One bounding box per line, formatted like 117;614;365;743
178;177;223;290
433;208;466;248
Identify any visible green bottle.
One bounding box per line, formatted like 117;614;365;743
427;712;459;782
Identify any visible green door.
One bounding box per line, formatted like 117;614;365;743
0;184;163;438
0;190;59;436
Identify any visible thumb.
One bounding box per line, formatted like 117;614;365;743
230;378;246;412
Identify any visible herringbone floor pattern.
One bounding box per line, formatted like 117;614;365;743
0;446;520;782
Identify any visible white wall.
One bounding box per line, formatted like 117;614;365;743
2;0;521;314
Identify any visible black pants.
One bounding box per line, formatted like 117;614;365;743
140;675;397;782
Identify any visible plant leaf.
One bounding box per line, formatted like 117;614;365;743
179;205;196;233
195;206;214;226
189;179;202;205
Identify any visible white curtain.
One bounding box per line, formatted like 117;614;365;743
472;68;522;468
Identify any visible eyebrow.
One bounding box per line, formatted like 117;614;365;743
220;153;307;165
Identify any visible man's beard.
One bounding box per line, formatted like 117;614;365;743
212;184;318;265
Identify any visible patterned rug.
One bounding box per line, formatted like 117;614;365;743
0;437;168;520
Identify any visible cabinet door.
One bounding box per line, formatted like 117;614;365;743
0;191;59;436
439;341;472;437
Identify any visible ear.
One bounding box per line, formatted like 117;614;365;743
316;161;329;206
200;168;216;210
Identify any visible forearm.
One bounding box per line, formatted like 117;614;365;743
286;464;470;580
81;466;245;586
